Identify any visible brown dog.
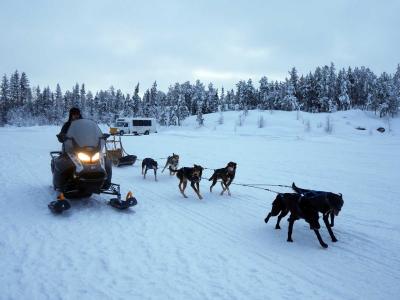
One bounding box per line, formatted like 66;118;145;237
162;153;180;175
175;165;204;199
209;162;237;196
141;158;158;181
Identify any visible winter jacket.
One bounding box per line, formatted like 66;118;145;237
57;110;82;143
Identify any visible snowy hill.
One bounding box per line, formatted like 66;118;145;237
0;110;399;299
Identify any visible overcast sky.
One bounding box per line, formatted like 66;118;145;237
1;0;399;94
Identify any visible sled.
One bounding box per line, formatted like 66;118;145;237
105;135;137;167
109;127;119;135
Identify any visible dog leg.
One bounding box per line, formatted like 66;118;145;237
196;182;203;200
210;178;217;192
143;167;147;179
154;168;157;181
191;181;203;200
330;212;335;227
323;214;338;242
276;210;289;229
225;179;232;196
226;182;231;196
287;216;296;242
313;229;328;248
220;182;226;196
183;180;188;198
264;212;272;224
179;180;188;198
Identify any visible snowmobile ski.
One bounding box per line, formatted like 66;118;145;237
109;191;137;210
48;193;71;214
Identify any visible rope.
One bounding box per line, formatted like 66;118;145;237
202;167;291;190
229;182;281;194
235;183;291;188
200;177;281;194
132;157;168;162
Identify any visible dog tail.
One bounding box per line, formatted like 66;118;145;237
292;182;300;193
292;182;311;195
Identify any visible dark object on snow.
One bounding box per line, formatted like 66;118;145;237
289;182;344;247
209;162;237;196
109;191;137;210
264;193;327;248
355;126;366;130
292;183;343;228
117;154;137;166
142;158;158;181
48;198;71;214
175;165;204;200
265;183;344;248
105;135;137;167
377;127;385;133
50;119;134;212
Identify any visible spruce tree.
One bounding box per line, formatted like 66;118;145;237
196;105;204;127
80;84;86;114
0;75;10;125
259;76;269;110
9;70;21;110
337;69;350;111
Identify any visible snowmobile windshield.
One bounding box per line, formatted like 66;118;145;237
64;119;104;152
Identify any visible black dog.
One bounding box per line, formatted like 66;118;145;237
175;165;204;199
142;158;158;181
265;193;328;248
162;153;180;175
264;193;292;230
292;182;344;228
209;162;237;196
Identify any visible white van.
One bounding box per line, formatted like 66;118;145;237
112;118;157;135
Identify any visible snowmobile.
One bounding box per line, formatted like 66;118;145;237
49;119;137;213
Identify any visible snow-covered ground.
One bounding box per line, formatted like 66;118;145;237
0;110;399;299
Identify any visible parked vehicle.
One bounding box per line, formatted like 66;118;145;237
110;118;157;135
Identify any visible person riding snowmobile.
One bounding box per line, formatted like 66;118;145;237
57;107;82;143
49;110;137;213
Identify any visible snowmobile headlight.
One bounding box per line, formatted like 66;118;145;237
91;152;100;162
77;152;91;162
